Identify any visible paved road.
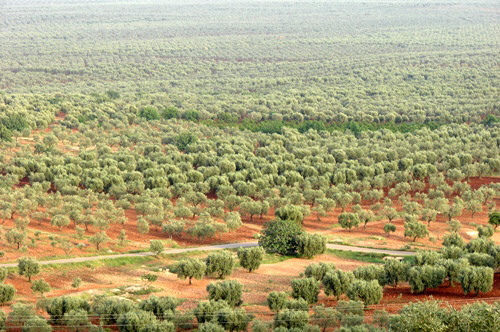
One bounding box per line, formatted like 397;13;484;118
0;242;415;268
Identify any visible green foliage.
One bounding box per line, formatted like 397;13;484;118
259;219;303;255
198;322;225;332
0;283;16;304
384;259;409;286
275;205;304;224
404;221;429;242
206;280;243;307
267;292;289;312
353;265;386;286
346;279;383;306
442;232;465;248
338;213;360;231
31;279;51;296
0;268;8;283
18;257;40;282
238;246;265;272
92;297;138;325
304;262;336;281
138;295;179;320
205;251;235;279
215;307;253;331
194;300;230;324
458;266;494;295
116;309;158;332
47;296;90;322
139;106;160;121
23;316;53;332
273;309;309;330
172;258;206;284
322;270;355;299
64;309;90;332
296;233;326;259
488;211;500;229
408;265;446;293
149;240;164;256
383;223;396;236
291;277;320;304
389;300;449;332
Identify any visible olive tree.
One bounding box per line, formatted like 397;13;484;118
291;277;320;304
384;259;409;287
267;292;288;312
206;280;243;307
488;211;499;229
346;279;383;306
259;219;302;255
172;258;206;285
322;270;355;299
304;262;336;281
237;246;265;272
205;251;235;279
404;221;428;242
18;257;40;282
383;223;396;236
149;240;164;256
0;283;15;304
338;213;360;231
31;279;51;297
458;266;494;296
408;265;446;293
296;233;326;258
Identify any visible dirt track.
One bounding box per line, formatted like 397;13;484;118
0;242;415;268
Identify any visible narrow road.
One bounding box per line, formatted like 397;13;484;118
0;242;415;268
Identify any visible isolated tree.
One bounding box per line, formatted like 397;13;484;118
205;251;235;279
31;279;51;297
207;280;243;307
488;211;499;229
408;265;446;293
296;233;326;258
384;259;409;286
238;247;265;272
404;221;428;242
267;292;288;312
346;279;383;306
89;231;110;250
291;277;320;304
259;219;302;255
383;223;396;237
304;262;336;281
338;213;360;231
173;258;206;285
6;228;26;249
149;240;164;256
18;257;40;282
0;284;15;304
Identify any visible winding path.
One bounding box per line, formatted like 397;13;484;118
0;242;415;268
